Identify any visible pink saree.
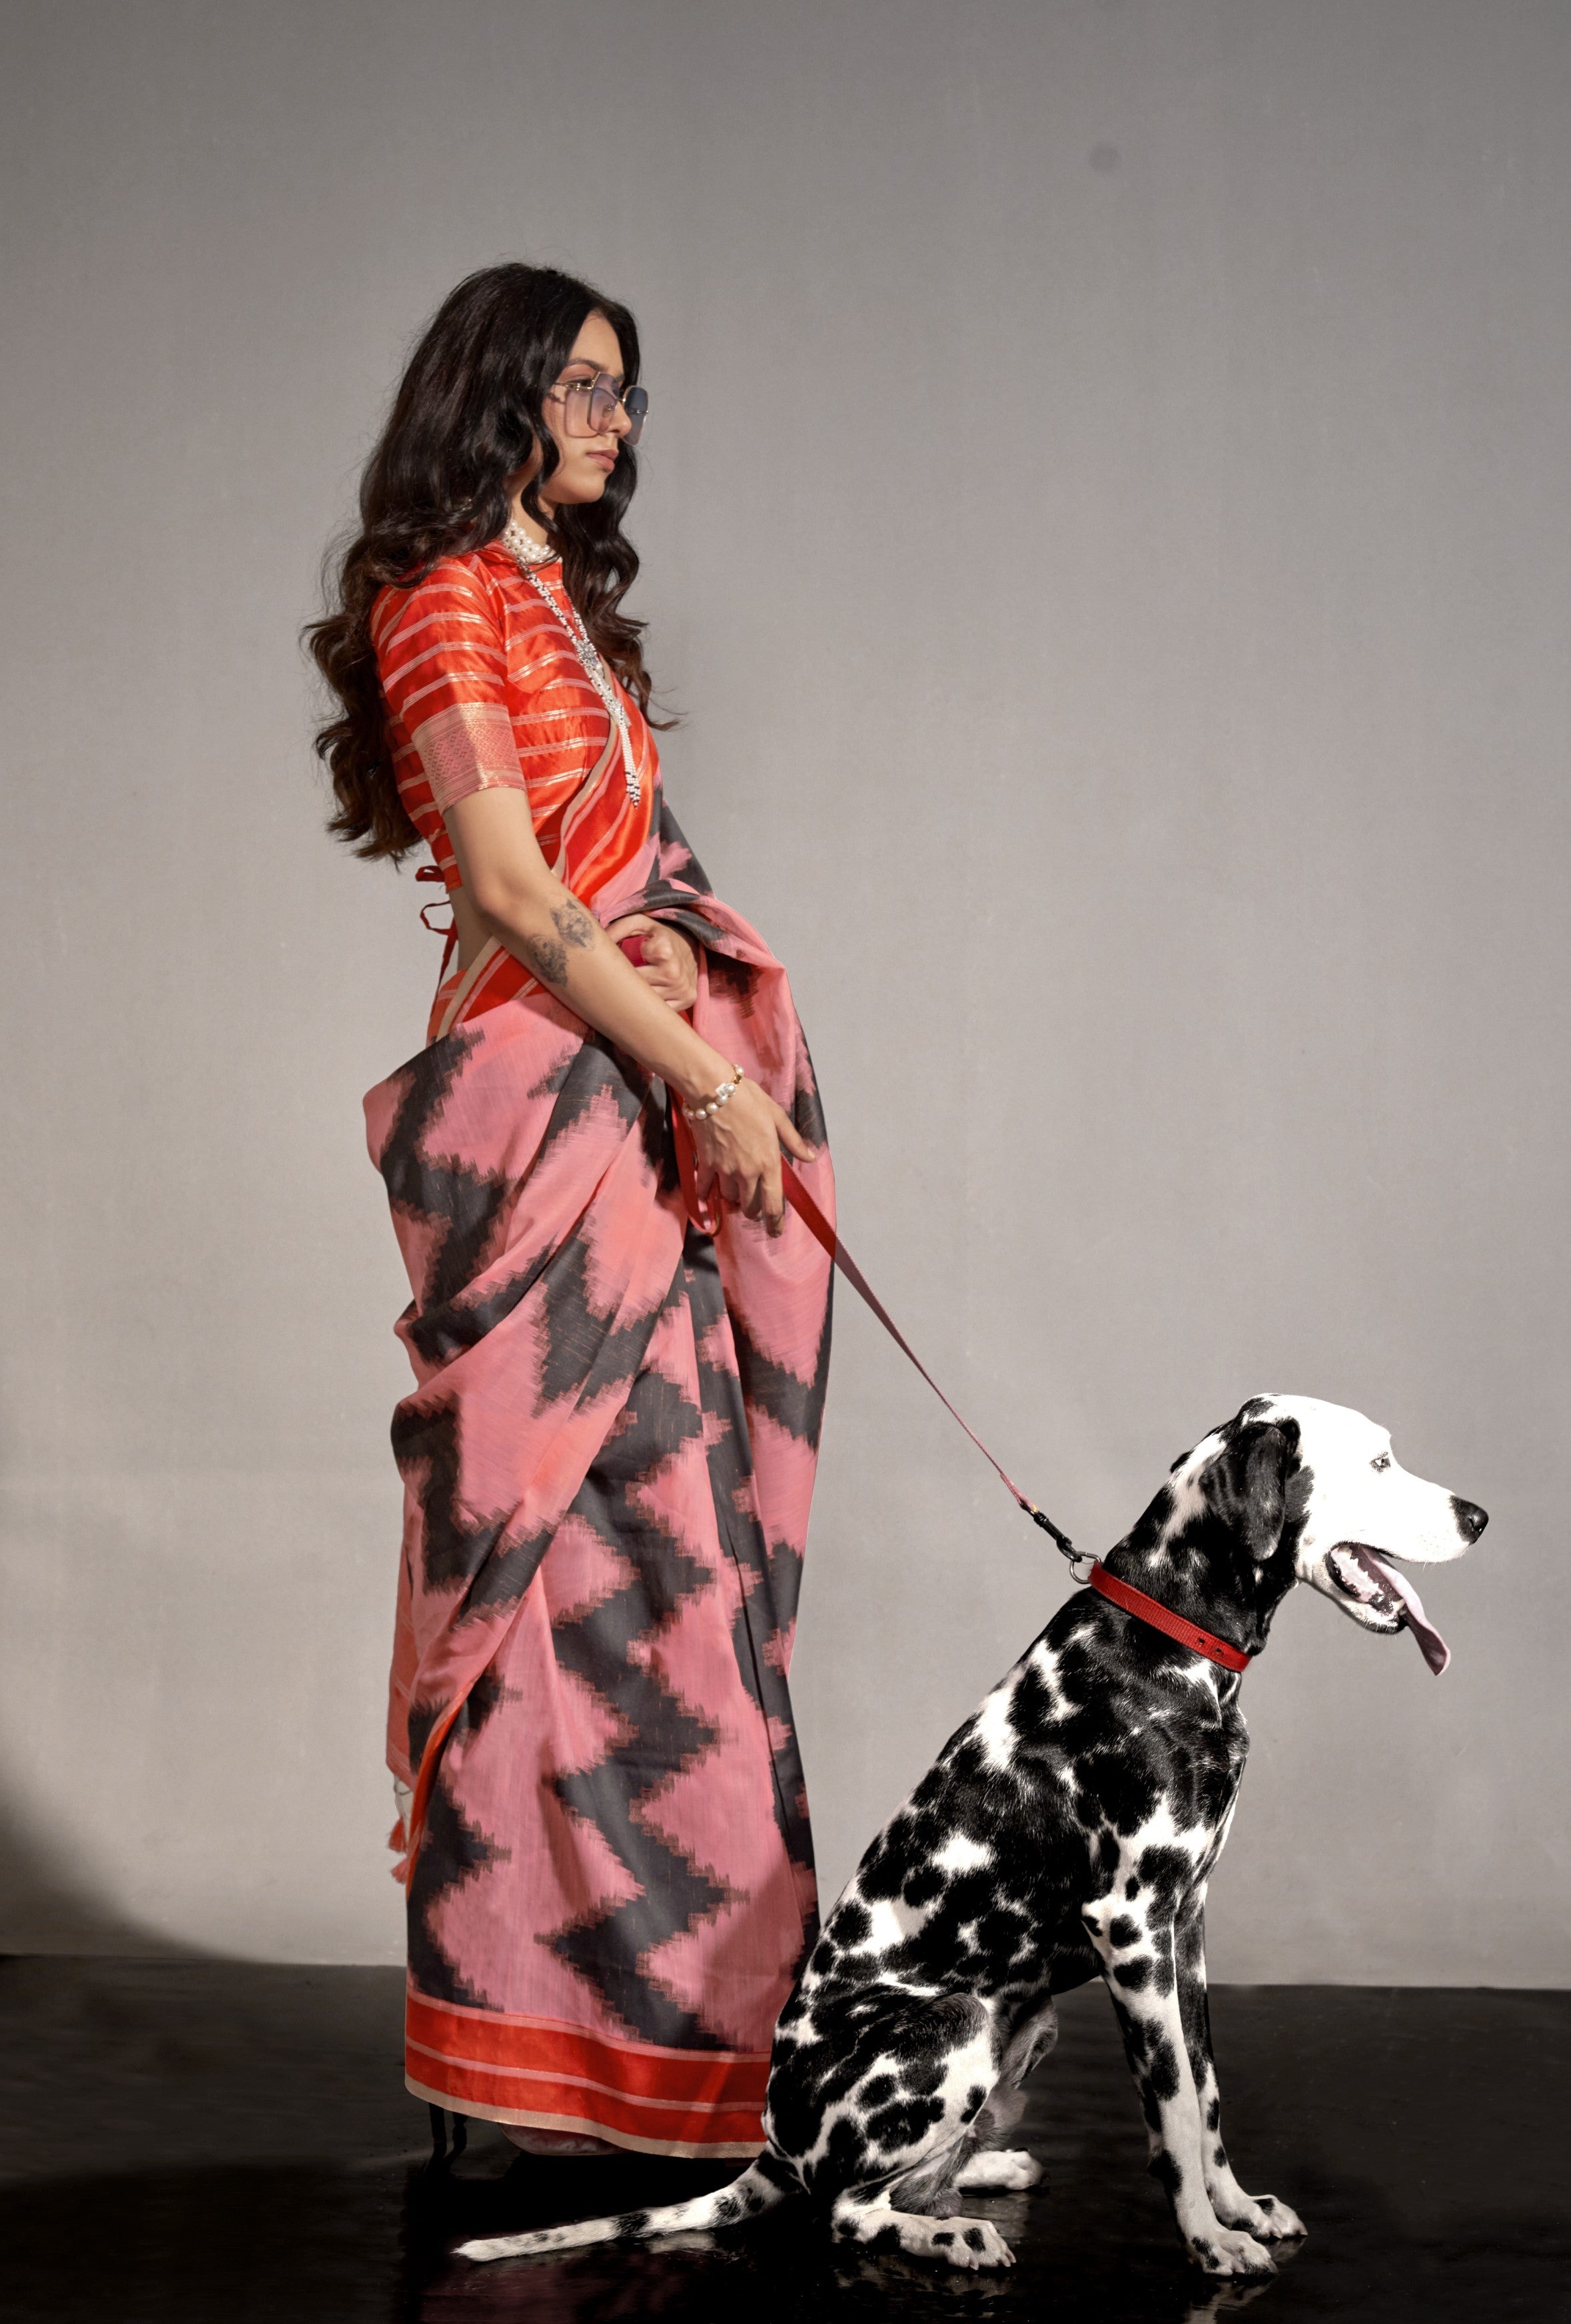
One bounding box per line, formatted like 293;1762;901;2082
365;802;833;2156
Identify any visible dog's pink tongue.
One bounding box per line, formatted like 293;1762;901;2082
1344;1546;1450;1676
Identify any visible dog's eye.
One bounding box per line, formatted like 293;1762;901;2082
1370;1453;1391;1472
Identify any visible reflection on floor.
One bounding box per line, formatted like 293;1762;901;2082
0;1960;1564;2322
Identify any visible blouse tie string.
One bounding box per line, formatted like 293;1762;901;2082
416;863;458;982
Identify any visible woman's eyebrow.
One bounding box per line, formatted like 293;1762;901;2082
558;361;624;385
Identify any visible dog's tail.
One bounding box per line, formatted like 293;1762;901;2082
456;2151;798;2265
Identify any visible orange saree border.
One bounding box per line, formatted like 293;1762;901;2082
405;1988;769;2156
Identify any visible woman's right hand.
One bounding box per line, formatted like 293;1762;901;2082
690;1076;816;1234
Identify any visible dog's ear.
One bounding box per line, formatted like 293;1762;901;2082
1210;1421;1294;1562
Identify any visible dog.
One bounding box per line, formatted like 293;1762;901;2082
458;1395;1486;2277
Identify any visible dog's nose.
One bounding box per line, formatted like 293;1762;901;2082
1451;1497;1488;1542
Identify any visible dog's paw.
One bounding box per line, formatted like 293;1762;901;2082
953;2147;1043;2192
1186;2226;1277;2279
1244;2194;1305;2240
923;2218;1017;2271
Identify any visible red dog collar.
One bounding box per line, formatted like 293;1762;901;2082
1087;1561;1252;1673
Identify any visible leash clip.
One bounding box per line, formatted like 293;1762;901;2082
1027;1506;1095;1585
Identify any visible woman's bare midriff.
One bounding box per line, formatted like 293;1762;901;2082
448;884;494;974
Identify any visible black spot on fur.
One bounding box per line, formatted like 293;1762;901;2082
1147;2032;1181;2104
962;2085;986;2119
866;2097;944;2149
860;2074;896;2108
1206;2097;1221;2131
1125;1877;1141;1900
1114;1956;1152;1992
1151;2152;1183;2199
1136;1846;1191;1909
1110;1914;1141;1948
933;2229;954;2246
821;2116;869;2183
964;2226;987;2251
835;1899;871;1945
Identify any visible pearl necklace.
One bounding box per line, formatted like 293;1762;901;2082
498;517;555;567
498;520;640;805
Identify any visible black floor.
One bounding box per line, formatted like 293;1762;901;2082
0;1960;1564;2322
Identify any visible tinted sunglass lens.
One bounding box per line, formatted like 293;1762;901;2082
576;374;647;442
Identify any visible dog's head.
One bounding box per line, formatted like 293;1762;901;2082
1160;1396;1487;1673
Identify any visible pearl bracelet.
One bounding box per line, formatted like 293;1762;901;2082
683;1066;746;1123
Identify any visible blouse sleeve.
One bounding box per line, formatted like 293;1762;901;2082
372;558;529;813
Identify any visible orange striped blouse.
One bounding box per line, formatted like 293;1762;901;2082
372;542;658;893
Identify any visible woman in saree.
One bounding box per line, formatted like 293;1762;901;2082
308;264;834;2159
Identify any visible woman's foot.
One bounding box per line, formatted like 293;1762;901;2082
502;2124;620;2157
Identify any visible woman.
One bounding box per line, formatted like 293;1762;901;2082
309;264;835;2159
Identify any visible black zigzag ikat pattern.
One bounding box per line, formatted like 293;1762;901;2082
386;1024;675;1611
377;1028;508;1320
654;802;712;895
684;1231;818;1935
398;1032;667;1367
545;1265;734;2050
406;1764;508;2012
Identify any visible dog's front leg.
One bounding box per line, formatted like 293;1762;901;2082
1083;1894;1274;2278
1175;1891;1305;2245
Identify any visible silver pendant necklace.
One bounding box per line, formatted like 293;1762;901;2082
499;520;640;805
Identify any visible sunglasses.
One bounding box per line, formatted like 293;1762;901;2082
550;370;649;446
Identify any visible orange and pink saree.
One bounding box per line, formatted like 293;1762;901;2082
366;548;833;2154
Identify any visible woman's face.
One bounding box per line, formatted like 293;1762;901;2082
514;310;634;519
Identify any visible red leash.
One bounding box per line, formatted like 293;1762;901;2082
779;1163;1079;1563
625;930;1249;1673
778;1165;1252;1673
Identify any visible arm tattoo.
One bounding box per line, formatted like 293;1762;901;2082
520;934;570;985
521;900;597;989
551;901;598;951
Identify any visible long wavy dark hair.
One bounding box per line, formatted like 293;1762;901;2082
307;262;661;863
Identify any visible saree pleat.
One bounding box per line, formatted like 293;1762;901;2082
366;795;833;2155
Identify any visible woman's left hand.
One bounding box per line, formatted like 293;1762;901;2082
606;914;700;1011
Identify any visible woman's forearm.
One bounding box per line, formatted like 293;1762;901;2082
472;867;731;1105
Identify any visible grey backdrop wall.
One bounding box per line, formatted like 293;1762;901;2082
2;0;1566;1983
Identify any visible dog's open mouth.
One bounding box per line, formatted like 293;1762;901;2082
1326;1545;1450;1677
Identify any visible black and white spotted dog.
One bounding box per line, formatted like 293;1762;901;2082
460;1395;1486;2278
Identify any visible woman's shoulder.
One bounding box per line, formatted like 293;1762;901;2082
371;548;508;651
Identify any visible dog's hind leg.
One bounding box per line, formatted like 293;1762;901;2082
456;2151;796;2264
957;1997;1056;2187
815;1994;1023;2269
952;2147;1043;2191
830;2187;1015;2272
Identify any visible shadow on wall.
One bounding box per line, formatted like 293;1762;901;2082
0;1783;198;1960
